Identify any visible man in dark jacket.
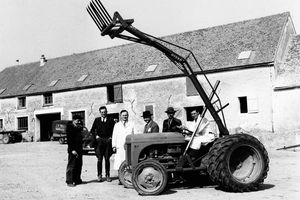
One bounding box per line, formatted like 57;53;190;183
142;111;159;133
66;115;84;187
162;107;182;133
90;106;115;182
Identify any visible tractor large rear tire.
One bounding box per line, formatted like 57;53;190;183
207;133;269;192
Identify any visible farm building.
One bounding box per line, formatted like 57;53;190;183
0;12;299;148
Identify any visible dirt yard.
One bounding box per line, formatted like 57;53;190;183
0;141;299;200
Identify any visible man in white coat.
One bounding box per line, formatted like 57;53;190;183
112;110;135;171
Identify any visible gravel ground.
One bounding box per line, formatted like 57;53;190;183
0;141;299;200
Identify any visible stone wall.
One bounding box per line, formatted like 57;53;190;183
273;88;300;133
1;65;293;147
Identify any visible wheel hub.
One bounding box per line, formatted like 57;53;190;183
230;146;262;183
137;167;162;189
145;174;154;184
236;161;243;170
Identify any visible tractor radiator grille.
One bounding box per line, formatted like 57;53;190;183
125;143;131;165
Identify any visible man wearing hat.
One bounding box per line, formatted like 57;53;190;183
142;111;159;133
162;107;182;133
66;115;84;187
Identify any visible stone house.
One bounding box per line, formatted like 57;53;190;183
272;34;300;145
0;12;299;147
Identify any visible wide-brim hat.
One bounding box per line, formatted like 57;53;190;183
165;107;176;113
141;111;152;118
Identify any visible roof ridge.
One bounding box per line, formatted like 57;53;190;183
162;12;291;38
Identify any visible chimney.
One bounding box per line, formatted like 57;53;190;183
40;55;47;67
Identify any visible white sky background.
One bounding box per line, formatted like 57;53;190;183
0;0;300;72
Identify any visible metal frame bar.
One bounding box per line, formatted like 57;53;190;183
86;0;229;137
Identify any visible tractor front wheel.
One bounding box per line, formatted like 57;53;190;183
118;161;133;188
132;160;168;195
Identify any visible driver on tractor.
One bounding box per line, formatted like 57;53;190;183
180;108;216;159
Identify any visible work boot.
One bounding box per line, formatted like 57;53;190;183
106;175;112;182
97;175;103;182
118;178;122;185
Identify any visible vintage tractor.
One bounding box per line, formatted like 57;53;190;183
87;0;269;195
0;130;24;144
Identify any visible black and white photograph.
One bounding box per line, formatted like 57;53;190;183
0;0;300;199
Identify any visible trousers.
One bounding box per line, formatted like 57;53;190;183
66;152;82;184
95;137;112;176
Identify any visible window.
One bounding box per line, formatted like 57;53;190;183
107;84;123;103
186;77;198;96
145;65;157;72
71;111;86;126
18;97;26;109
238;50;252;60
239;96;258;114
22;84;32;91
78;74;89;82
185;106;204;121
145;105;154;119
48;80;59;87
17;117;28;130
145;105;153;114
0;119;3;130
239;97;248;113
43;93;53;106
0;88;6;94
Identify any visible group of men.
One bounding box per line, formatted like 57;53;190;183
66;107;134;187
65;106;215;187
142;107;182;133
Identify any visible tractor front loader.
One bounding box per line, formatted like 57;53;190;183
86;0;269;195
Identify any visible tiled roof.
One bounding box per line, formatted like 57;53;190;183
0;12;290;98
276;34;300;88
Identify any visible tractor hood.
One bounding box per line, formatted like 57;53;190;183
125;132;186;145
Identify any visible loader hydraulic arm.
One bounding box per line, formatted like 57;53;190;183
87;0;229;136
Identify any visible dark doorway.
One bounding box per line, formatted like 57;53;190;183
37;113;61;141
107;113;119;123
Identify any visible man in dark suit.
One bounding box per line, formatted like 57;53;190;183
162;107;182;133
66;115;84;187
90;106;115;182
142;111;159;133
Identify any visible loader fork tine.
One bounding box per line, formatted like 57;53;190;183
94;0;112;22
90;2;107;30
87;0;112;32
87;6;103;31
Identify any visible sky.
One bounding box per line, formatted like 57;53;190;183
0;0;300;72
